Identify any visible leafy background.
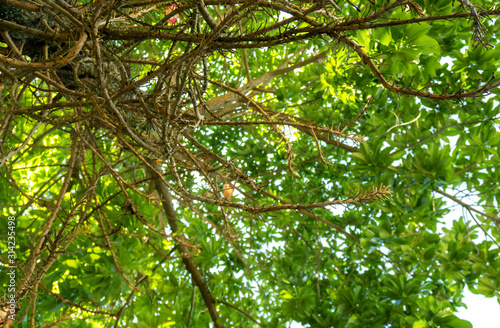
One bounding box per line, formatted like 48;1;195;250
0;0;500;327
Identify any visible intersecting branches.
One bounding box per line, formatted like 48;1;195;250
1;0;499;326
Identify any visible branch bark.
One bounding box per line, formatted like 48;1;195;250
145;158;224;328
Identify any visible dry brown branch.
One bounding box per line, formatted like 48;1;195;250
337;34;500;100
0;32;87;69
146;158;224;328
1;0;498;324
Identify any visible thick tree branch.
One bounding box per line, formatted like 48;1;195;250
145;159;224;328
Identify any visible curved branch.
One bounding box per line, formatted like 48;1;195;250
337;34;500;100
0;31;88;69
218;299;261;326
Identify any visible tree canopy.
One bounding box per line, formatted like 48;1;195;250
1;0;500;327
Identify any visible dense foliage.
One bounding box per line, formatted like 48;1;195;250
1;0;500;327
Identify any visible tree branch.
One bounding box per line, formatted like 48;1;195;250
145;158;224;328
436;189;500;222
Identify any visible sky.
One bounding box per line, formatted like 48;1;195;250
457;287;499;328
